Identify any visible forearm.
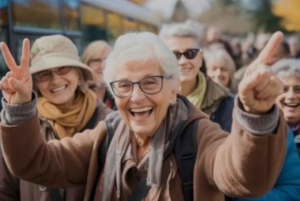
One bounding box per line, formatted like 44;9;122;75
0;94;99;187
207;98;288;197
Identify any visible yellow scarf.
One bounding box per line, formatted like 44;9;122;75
37;89;97;139
187;72;207;109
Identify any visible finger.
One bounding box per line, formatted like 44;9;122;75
0;42;18;71
256;31;284;65
0;77;14;94
8;78;28;96
20;39;30;68
253;67;271;92
239;69;267;96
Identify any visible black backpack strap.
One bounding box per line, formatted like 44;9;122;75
174;119;200;201
49;188;64;201
89;120;115;201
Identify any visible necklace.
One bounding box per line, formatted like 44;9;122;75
137;146;150;163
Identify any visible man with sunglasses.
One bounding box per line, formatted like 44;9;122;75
160;22;234;132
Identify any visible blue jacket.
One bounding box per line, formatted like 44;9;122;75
233;130;300;201
210;95;234;132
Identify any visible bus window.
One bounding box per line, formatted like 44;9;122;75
11;0;61;29
107;11;122;44
0;0;8;26
123;17;138;34
81;3;107;48
64;0;80;31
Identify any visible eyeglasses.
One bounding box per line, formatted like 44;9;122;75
110;75;172;98
173;49;200;60
34;67;72;82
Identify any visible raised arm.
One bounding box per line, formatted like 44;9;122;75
0;40;106;187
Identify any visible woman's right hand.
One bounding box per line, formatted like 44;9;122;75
0;39;33;104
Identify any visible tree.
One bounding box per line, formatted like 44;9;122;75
251;0;285;33
272;0;300;32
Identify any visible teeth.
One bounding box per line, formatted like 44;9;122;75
52;85;67;93
285;103;299;107
130;107;153;113
181;68;192;72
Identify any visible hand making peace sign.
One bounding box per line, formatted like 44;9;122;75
238;31;284;114
0;39;32;104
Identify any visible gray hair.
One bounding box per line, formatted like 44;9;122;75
205;49;236;76
272;59;300;79
159;20;204;44
103;32;181;94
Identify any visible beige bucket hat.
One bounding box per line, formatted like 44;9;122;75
30;35;93;82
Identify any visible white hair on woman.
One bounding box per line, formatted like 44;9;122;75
159;20;203;44
103;32;181;94
272;59;300;79
205;48;236;75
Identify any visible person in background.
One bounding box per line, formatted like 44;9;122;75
273;59;300;155
288;36;300;59
82;40;116;110
0;30;290;201
0;35;112;201
160;21;234;132
205;48;236;93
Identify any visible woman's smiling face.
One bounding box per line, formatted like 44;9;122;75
113;59;176;138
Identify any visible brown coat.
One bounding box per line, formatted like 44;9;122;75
0;101;112;201
1;99;288;201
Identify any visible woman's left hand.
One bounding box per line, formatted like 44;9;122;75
238;32;284;114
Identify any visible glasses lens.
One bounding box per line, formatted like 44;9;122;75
140;76;162;94
56;67;72;75
184;49;199;59
112;81;132;97
35;71;52;82
173;52;181;60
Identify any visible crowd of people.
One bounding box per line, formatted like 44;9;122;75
0;19;299;201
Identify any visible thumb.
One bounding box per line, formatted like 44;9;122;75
8;78;29;97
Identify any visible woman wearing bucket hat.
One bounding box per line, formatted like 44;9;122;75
82;41;117;110
0;35;112;201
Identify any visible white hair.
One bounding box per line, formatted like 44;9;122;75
288;36;300;46
159;20;204;44
103;32;181;94
205;49;236;76
272;59;300;79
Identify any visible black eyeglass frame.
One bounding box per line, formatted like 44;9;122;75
173;48;201;60
109;75;172;98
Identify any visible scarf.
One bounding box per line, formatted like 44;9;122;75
37;89;97;139
99;98;189;201
187;72;207;109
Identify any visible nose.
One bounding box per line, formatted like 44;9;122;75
216;69;222;76
285;88;296;100
50;72;61;84
130;84;145;102
178;55;188;66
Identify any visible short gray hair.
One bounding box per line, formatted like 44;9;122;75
103;32;181;94
272;59;300;79
159;20;204;44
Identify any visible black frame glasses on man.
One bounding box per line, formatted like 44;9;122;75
110;75;172;98
173;49;200;60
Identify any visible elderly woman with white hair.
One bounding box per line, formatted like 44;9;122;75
205;48;236;93
160;21;235;132
273;59;300;154
0;32;288;201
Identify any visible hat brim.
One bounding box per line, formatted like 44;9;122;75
30;56;93;81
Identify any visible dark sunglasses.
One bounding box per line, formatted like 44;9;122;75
173;49;200;60
34;67;72;82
